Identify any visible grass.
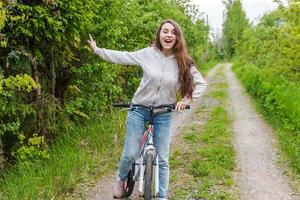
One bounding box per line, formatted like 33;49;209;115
169;65;238;200
0;111;126;200
200;59;219;76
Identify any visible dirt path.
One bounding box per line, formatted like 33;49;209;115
85;64;299;200
224;63;299;200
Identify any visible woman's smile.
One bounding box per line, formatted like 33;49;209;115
159;22;177;53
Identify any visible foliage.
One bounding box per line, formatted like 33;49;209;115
231;0;300;174
1;74;38;93
0;0;210;176
241;3;299;82
12;133;49;164
0;111;126;200
0;0;205;197
0;73;38;166
0;74;38;137
0;2;6;48
222;0;249;59
233;1;300;129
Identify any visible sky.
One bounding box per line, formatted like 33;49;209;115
190;0;283;34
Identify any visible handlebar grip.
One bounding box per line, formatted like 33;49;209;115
172;104;191;109
112;103;131;108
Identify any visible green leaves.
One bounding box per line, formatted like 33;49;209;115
0;74;37;137
0;0;210;169
2;74;38;93
231;1;300;174
13;133;49;164
222;0;249;59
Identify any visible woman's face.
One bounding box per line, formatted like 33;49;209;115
159;22;177;52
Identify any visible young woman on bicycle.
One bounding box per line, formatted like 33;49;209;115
87;19;207;200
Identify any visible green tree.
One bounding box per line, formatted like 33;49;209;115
222;0;249;59
0;0;210;167
0;1;5;170
0;0;97;163
233;1;300;173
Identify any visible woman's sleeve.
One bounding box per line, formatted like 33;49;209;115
181;65;207;104
191;66;207;99
94;47;147;66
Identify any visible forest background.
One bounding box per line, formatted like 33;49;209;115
0;0;299;199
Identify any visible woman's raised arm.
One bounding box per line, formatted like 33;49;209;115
87;34;146;66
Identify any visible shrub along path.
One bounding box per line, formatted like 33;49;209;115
80;64;298;200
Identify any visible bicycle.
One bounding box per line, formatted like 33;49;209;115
113;103;190;200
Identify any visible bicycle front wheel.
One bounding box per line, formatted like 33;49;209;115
144;152;154;200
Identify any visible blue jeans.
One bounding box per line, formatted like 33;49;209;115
118;107;173;198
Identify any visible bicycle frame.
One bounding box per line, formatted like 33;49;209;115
135;124;160;196
112;103;190;199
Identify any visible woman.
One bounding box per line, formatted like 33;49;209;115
87;19;207;200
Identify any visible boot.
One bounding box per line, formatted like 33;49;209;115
113;179;125;199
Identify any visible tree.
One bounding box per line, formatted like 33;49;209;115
222;0;249;59
0;0;210;168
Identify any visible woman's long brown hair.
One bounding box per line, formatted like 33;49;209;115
153;19;195;99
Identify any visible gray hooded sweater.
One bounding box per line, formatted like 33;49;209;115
94;46;207;106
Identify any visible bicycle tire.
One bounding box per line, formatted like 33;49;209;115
144;152;154;200
124;164;135;197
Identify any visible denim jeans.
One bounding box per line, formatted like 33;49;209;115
118;107;173;198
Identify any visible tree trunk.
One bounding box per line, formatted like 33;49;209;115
49;47;56;135
50;47;55;98
29;47;43;135
0;138;4;171
31;54;42;99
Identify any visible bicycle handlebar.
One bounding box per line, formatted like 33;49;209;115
112;103;190;110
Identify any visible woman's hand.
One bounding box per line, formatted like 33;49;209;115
175;100;186;111
87;34;97;51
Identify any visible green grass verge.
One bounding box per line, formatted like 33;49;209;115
169;65;238;200
0;111;126;200
200;59;219;76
